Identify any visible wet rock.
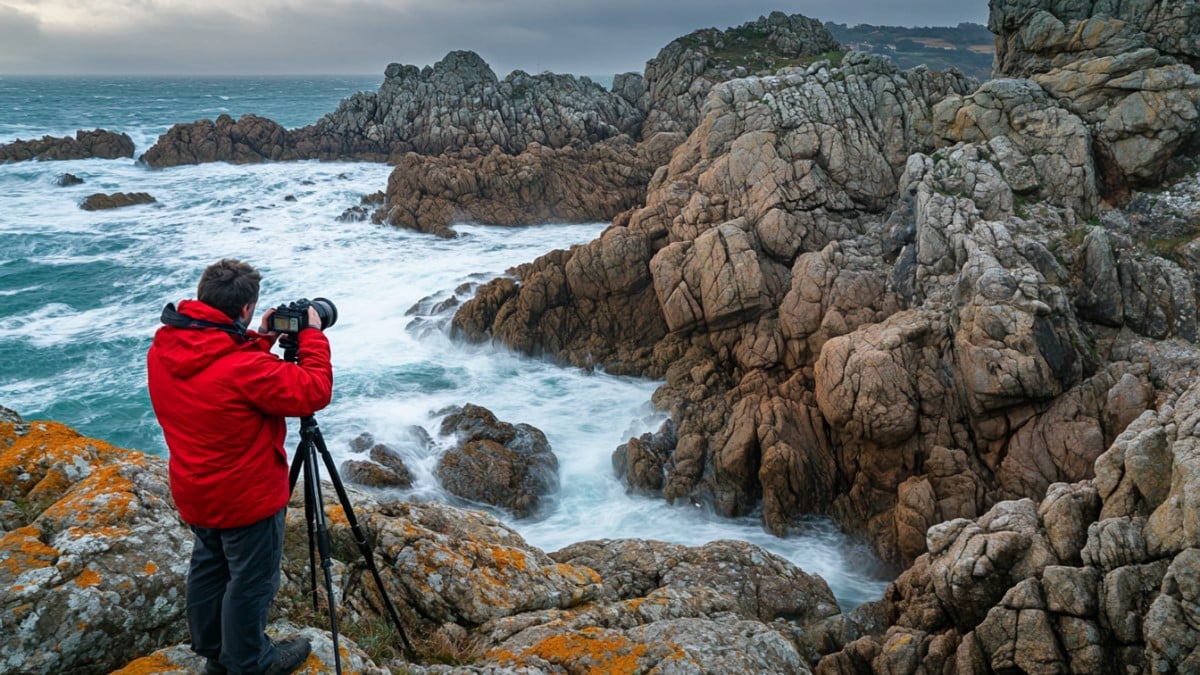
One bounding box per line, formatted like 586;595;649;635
55;173;84;187
0;129;134;162
435;404;559;518
340;432;417;489
140;113;288;167
80;191;157;211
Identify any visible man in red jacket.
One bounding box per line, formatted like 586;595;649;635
147;259;332;675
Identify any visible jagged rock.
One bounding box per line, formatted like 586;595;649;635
55;173;83;187
612;419;676;495
818;373;1200;673
0;412;190;674
80;192;157;211
434;404;559;518
0;129;134;162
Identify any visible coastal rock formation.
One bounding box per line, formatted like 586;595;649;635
435;404;559;518
454;0;1200;576
817;370;1200;674
80;192;157;211
0;129;134;163
140;52;643;168
5;408;850;673
374;133;681;237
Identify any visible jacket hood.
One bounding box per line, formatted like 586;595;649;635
151;299;252;379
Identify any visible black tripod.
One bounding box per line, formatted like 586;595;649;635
281;335;415;672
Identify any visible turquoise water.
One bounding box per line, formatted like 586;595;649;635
0;77;891;607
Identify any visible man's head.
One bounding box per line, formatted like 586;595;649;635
197;259;261;323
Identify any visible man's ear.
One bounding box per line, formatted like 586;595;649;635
239;303;255;326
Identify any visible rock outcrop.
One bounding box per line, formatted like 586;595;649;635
0;130;134;163
2;407;855;673
453;0;1200;578
434;404;559;518
0;407;190;674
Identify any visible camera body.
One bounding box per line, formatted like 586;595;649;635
269;297;337;334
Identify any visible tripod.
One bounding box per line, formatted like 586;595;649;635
282;336;415;672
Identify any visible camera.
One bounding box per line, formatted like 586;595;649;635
270;297;338;334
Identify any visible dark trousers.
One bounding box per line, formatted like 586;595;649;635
187;508;286;675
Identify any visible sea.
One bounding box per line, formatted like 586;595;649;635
0;75;890;608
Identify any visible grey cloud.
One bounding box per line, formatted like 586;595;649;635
1;0;991;75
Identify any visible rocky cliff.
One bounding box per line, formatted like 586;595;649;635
452;0;1200;586
0;406;850;674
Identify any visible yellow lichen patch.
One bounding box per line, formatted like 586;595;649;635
0;526;59;579
108;652;181;674
67;525;131;539
12;602;32;618
0;420;141;499
890;633;914;651
490;547;527;572
493;628;648;674
144;561;158;575
75;567;101;588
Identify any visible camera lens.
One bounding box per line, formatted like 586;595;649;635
311;297;338;329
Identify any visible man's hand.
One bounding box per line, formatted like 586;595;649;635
307;306;322;331
259;307;278;335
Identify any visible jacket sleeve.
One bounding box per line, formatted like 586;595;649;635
237;328;333;418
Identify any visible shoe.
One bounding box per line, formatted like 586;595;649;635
203;659;227;675
263;636;311;675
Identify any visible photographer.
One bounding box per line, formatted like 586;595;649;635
147;259;332;675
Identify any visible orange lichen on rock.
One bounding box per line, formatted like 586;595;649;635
0;525;60;580
41;464;137;528
555;562;601;584
108;652;181;674
75;567;102;588
144;561;158;575
0;420;138;506
490;546;528;572
491;628;649;674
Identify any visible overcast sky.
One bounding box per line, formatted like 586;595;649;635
0;0;991;77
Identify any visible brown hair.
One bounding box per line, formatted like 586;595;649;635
197;259;261;320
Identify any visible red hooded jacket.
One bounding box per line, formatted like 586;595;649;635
147;299;332;529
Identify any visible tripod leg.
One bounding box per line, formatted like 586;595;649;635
298;445;319;617
302;426;344;675
310;427;416;658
